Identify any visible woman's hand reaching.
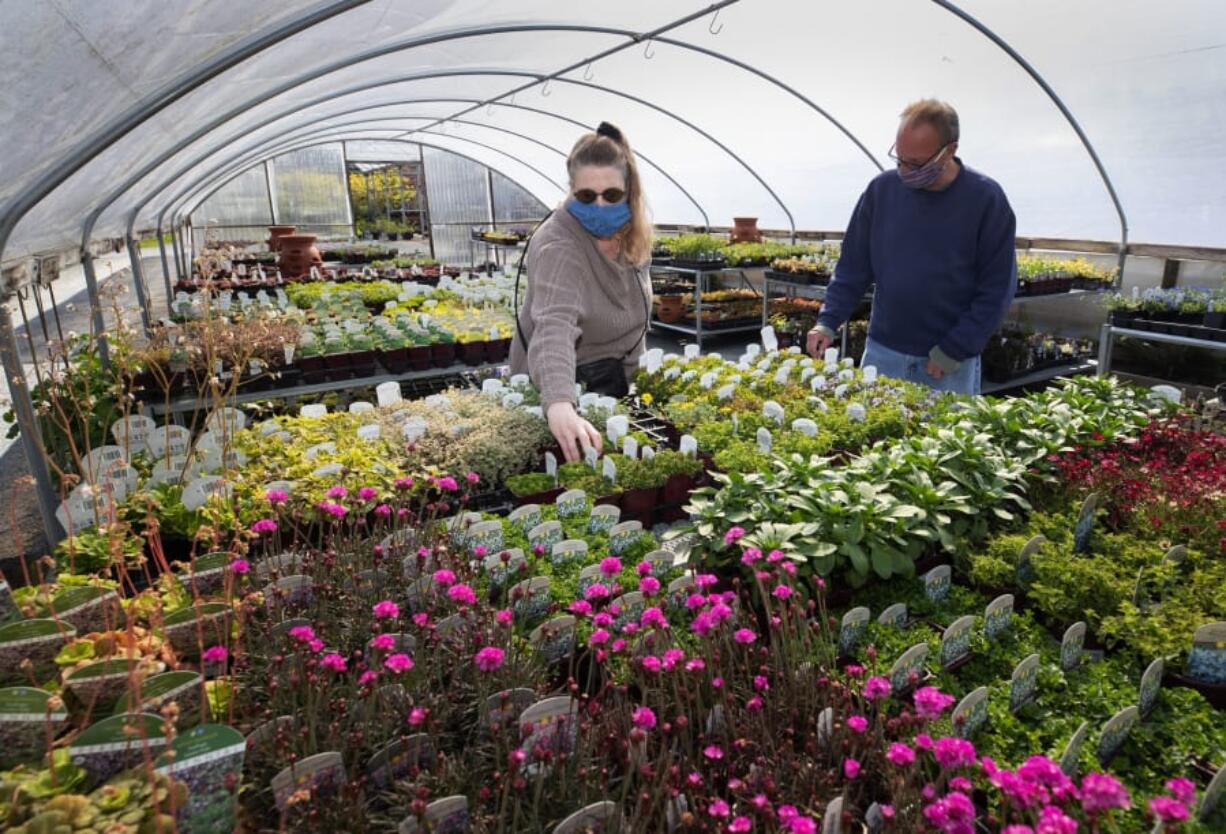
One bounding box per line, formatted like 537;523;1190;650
547;402;603;462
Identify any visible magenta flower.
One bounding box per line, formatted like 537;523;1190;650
695;573;719;588
395;477;414;490
922;791;976;834
1166;777;1196;807
772;584;794;600
703;744;724;760
708;799;730;818
408;707;427;726
599;557;622;577
265;489;288;504
949;776;972;793
685;658;706;672
914;686;955;720
326;485;349;499
432;569;456;587
640;607;668;629
251;518;277;534
729;818;752;833
202;645;228;664
1036;805;1078;834
465;471;480;484
374;503;392;517
1017;756;1077;801
753;675;770;692
692;612;717;637
1148;796;1190;823
474;646;505;672
733;628;757;644
412;612;430;628
384;653;414;673
584;583;610;601
472;545;487;558
640;656;662;673
569;600;592;617
662;648;686;670
370;633;396;651
933;737;978;770
434;476;458;492
636;561;652;576
639;576;661;596
320;653;347;672
228;558;250;575
847;715;868;734
887;743;916;766
358;670;378;686
495;608;514;626
287;625;317;643
788;817;817;834
372;600;400;620
685;593;707;610
589;628;611;646
724;526;745;545
1081;772;1131;814
740;548;762;565
632;706;657;731
358;486;378;501
862;676;892;700
592;612;613;628
1001;827;1034;834
843;758;861;779
448;583;477;605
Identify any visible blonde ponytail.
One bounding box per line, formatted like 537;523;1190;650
566;122;653;266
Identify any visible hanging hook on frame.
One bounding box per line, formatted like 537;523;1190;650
709;9;724;34
541;78;551;97
583;62;595;81
643;38;656;59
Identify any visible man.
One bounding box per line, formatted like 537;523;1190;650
806;99;1016;395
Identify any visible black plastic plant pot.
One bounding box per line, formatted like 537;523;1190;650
380;347;409;373
620;487;660;518
1165;672;1226;710
1109;311;1136;327
458;341;487;366
406;345;432;371
513;487;564;507
1204;311;1226;330
487;338;512;362
430;343;457;367
662;473;694;505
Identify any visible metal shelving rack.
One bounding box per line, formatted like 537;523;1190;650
1096;324;1226;377
759;272;871;356
469;230;526;269
649;264;762;348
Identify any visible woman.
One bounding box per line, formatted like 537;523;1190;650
510;122;653;462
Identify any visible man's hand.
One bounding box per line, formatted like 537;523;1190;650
806;328;833;359
547;402;602;462
925;359;945;380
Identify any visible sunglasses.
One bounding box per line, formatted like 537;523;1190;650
573;187;626;204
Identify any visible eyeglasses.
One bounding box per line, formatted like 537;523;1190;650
573;187;626;204
887;142;949;171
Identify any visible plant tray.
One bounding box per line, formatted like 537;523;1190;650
668;258;728;272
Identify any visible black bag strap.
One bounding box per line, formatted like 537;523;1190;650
514;212;650;359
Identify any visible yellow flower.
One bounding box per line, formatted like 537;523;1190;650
640;392;653;405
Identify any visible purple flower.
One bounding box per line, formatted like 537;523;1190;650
914;686;955;720
639;576;661;596
495;609;513;626
772;584;794;599
599;557;622;577
729;818;752;833
922;791;975;834
1148;796;1190;823
320;653;347;672
370;633;396;651
384;653;414;673
862;676;892;700
843;758;861;779
374;503;392;517
372;600;400;620
887;743;915;766
474;646;505;672
202;645;228;664
589;629;611;646
326;485;349;499
584;583;610;601
708;799;730;818
265;489;288;504
1035;805;1078;834
569;600;592;617
434;476;458;492
358;486;378;501
734;628;757;645
228;558;250;575
1166;777;1196;807
724;526;745;545
432;569;456;587
847;715;868;734
448;583;477;605
703;744;723;760
640;656;662;673
251;518;278;534
1080;772;1130;814
933;737;977;770
632;706;656;731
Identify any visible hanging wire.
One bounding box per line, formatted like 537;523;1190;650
643;38;656;59
45;282;65;344
541;78;551;97
583;62;595;81
709;9;724;34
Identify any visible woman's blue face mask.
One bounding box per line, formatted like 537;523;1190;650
567;197;631;239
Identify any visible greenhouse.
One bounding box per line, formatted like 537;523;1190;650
1;1;1225;831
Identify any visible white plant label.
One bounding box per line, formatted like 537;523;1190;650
823;347;839;364
509;373;530;389
482;379;504;395
357;424;382;441
760;325;779;353
763;400;785;425
834;384;849;399
602;456;617;485
348;401;375;414
584;445;599;470
792;418;818;438
756;427;773;453
839;368;855;382
745;343;761;358
641;445;655;461
679;435;698;457
863;365;879;384
606;415;629;444
622;436;639;459
801;367;816;383
773;367;790;385
717;384;735;401
699;373;716;390
811;375;827;392
502;392;524;409
300;404;327;418
544;452;558;478
663;367;681;381
684;343;701;359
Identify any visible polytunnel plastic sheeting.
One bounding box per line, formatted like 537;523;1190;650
5;0;1226;261
344;140;422;164
2;0;708;258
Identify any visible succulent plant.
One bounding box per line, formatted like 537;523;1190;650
10;770;185;834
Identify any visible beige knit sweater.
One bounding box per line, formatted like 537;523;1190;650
509;208;652;407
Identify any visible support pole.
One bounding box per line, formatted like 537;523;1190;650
125;235;153;334
157;224;173;316
79;251;111;367
0;304;63;544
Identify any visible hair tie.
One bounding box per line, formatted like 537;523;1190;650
596;121;624;144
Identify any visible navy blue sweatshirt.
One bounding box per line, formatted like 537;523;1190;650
817;161;1017;366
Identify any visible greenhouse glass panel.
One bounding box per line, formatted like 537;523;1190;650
269;144;352;237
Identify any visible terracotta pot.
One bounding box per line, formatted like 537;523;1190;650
267;225;296;252
730;217;762;243
656;295;686;324
278;233;322;278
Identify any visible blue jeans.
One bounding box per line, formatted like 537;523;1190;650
862;338;981;395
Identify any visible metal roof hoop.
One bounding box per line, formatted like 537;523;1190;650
929;0;1129;277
